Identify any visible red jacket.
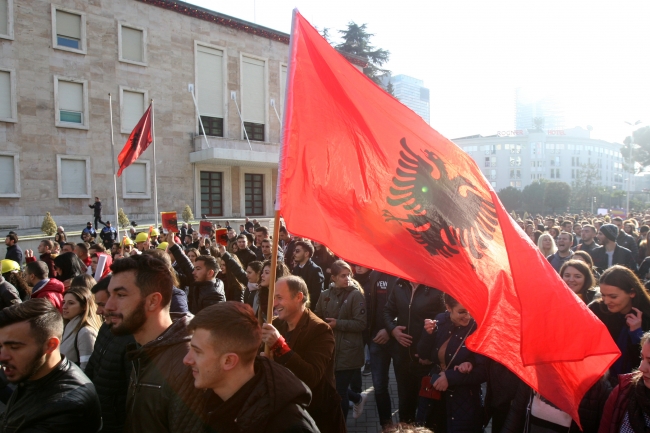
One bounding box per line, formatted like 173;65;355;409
599;373;636;433
31;278;65;312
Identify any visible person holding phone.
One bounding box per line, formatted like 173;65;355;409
415;293;486;432
590;265;650;386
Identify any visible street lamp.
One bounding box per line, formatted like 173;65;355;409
624;120;643;217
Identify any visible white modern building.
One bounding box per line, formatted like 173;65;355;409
453;127;625;192
390;74;430;124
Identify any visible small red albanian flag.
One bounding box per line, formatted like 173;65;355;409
277;10;619;424
117;104;153;177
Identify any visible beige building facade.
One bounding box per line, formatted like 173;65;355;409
0;0;295;229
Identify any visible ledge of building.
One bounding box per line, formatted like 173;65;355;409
190;136;279;167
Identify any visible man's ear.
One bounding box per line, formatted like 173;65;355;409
147;292;164;311
44;336;60;355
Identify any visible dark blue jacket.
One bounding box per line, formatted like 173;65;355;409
417;312;487;433
4;244;23;265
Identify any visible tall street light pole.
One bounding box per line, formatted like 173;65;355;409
624;120;643;217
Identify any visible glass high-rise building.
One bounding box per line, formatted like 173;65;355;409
515;87;564;130
389;74;430;124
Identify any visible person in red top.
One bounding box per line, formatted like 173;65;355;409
75;243;92;268
24;261;64;311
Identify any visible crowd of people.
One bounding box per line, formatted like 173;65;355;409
3;211;650;432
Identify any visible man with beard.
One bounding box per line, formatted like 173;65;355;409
85;276;135;433
183;302;319;433
104;254;205;433
0;299;101;431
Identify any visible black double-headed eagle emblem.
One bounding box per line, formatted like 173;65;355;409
383;138;499;259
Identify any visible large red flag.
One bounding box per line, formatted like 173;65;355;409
278;11;619;423
117;104;153;177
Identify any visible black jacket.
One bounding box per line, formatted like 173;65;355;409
125;313;206;433
220;252;248;302
0;356;101;433
617;231;639;262
501;377;611;433
292;259;325;306
169;244;225;314
204;356;319;433
236;248;258;270
574;240;599;256
591;245;637;272
85;323;135;433
366;271;399;334
0;277;21;310
383;279;445;360
89;201;102;217
4;245;23;265
100;226;118;246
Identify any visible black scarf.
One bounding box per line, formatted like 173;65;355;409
627;374;650;433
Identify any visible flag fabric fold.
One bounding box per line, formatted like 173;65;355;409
278;10;619;423
117;104;153;177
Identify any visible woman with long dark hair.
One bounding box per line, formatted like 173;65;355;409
312;242;337;289
559;260;599;304
255;259;290;324
3;267;30;301
53;252;86;289
589;265;650;385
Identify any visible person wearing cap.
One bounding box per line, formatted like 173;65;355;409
0;260;22;310
99;221;118;250
591;223;637;271
81;222;97;241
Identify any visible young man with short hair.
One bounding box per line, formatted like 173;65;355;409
261;276;346;433
184;302;319;432
235;234;257;269
547;232;575;273
574;224;599;255
86;276;135;433
591;224;637;271
24;240;56;281
0;299;101;431
612;216;639;262
291;241;325;306
104;254;206;433
24;261;64;311
75;242;92;267
4;233;23;265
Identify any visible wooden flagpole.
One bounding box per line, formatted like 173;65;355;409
264;210;282;356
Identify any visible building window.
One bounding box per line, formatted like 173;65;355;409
118;23;146;65
245;173;264;216
57;155;91;198
119;87;147;133
509;157;521;166
196;43;225;136
244;122;264;141
54;76;88;129
510;180;521;188
0;0;13;40
0;68;16;122
484;157;490;168
122;161;150;199
52;6;86;53
241;55;266;141
280;63;287;116
0;153;19;197
200;171;223;216
510;169;521;179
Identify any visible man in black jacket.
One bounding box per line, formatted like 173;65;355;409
574;224;599;255
613;217;639;262
4;233;23;266
86;276;135;433
104;254;206;433
291;241;325;306
235;234;258;269
167;233;225;314
100;221;118;250
383;279;445;424
89;197;105;230
0;299;101;432
591;223;637;271
183;302;319;433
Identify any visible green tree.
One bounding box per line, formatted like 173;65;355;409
335;22;390;85
182;204;194;223
571;163;601;212
497;186;523;212
386;80;395;96
41;212;57;236
118;208;130;228
522;180;547;214
621;126;650;172
544;181;571;213
318;27;331;43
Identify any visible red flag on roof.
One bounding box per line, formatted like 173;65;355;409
277;10;619;424
117;104;152;177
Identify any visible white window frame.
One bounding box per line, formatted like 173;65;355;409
279;62;288;116
0;0;14;40
239;53;269;142
51;5;86;54
0;67;17;122
56;154;91;198
53;75;89;130
121;160;151;199
0;152;20;197
193;40;228;136
194;164;233;218
118;85;148;134
239;167;272;217
118;22;147;66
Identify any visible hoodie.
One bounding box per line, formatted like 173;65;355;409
124;313;206;433
31;278;65;311
205;356;319;433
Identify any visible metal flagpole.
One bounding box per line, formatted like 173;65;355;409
108;94;120;241
151;99;159;228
